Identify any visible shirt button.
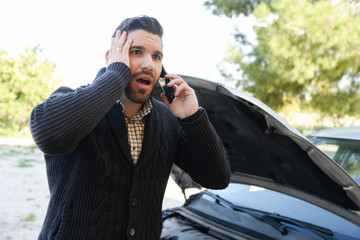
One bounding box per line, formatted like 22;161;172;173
129;228;136;237
132;198;137;207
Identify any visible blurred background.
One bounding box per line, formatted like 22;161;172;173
1;0;360;239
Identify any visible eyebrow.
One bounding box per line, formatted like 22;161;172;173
130;45;163;57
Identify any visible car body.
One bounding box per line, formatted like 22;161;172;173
151;76;360;240
308;127;360;184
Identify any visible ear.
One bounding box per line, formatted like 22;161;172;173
105;50;110;66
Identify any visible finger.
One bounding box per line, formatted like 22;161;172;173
122;37;133;54
169;80;188;91
116;31;127;51
112;30;122;54
115;30;122;42
174;83;188;97
109;37;116;54
165;73;180;79
166;77;186;87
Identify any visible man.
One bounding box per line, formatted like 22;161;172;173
30;16;230;239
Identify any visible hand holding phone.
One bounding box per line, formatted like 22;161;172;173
159;77;175;103
159;66;175;103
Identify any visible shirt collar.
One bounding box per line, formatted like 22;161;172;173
118;99;153;121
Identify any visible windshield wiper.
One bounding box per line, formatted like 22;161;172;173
203;191;335;240
265;213;336;240
203;191;288;235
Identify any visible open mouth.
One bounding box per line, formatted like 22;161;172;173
136;78;151;85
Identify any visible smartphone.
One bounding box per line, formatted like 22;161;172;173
159;66;175;103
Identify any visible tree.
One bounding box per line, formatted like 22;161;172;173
0;45;61;137
205;0;360;125
204;0;274;17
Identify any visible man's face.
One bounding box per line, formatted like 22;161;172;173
124;29;163;104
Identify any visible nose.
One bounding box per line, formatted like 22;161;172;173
140;54;154;71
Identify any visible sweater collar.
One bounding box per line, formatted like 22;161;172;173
107;98;160;167
117;100;153;121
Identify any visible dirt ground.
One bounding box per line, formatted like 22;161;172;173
0;142;184;240
0;145;48;240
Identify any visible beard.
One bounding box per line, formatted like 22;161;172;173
123;84;155;104
124;70;157;104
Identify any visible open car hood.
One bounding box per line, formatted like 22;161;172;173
152;75;360;224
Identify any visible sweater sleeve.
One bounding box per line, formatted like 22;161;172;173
29;62;131;155
174;108;231;189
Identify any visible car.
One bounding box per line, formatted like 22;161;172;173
308;127;360;184
151;76;360;240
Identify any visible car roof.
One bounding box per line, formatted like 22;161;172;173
309;126;360;141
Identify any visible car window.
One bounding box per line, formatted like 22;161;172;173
340;151;360;176
308;137;360;183
315;143;339;159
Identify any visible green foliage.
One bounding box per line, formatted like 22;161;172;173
0;46;61;137
24;212;36;222
204;0;275;17
207;0;360;124
310;82;360;126
16;158;38;168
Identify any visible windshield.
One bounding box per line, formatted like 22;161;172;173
308;136;360;183
207;183;360;238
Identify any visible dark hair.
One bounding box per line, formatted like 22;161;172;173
112;16;163;38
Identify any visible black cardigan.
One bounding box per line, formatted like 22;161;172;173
30;62;231;240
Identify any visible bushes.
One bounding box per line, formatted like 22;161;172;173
0;46;61;137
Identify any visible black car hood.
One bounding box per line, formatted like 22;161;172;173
152;75;360;224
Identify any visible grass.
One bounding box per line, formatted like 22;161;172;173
0;146;37;157
29;145;38;152
16;158;38;168
1;148;22;156
0;145;42;168
24;213;36;222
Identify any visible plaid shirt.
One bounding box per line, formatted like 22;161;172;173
118;100;153;165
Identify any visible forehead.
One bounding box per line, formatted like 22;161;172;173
128;29;163;51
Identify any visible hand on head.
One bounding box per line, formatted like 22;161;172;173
106;30;133;67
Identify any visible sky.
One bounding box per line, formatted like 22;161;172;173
0;0;254;88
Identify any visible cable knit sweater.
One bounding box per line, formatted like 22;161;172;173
30;62;231;240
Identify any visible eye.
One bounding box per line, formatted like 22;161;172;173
131;49;142;55
153;54;162;61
